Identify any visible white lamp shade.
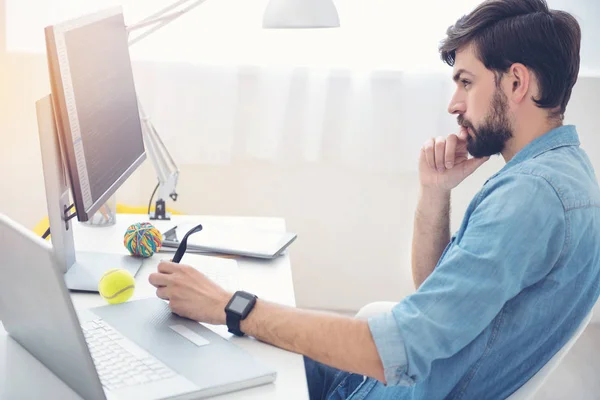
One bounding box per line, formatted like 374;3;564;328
262;0;340;29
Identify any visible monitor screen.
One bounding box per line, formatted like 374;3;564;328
45;7;145;221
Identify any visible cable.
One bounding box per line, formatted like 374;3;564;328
148;182;160;215
40;203;77;239
66;212;78;222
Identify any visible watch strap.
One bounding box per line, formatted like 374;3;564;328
226;312;245;337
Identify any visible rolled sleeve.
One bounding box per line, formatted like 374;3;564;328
368;311;414;386
366;173;566;386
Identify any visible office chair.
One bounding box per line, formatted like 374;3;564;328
355;302;593;400
506;310;592;399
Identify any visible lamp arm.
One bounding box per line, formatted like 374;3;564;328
138;102;179;197
127;0;206;219
126;0;209;46
137;100;179;220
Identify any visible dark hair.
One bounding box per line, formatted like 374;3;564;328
439;0;581;120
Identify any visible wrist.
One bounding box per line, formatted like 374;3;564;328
419;186;451;203
217;292;233;325
416;186;451;219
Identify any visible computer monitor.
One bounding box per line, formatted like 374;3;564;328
45;8;146;222
35;7;146;292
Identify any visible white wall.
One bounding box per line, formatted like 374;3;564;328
2;48;600;317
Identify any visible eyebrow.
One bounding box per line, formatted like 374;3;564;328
453;69;475;82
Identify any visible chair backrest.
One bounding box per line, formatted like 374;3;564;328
506;311;593;400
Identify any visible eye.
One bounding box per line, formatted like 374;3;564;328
461;79;471;89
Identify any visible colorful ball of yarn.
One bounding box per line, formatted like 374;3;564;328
124;222;162;258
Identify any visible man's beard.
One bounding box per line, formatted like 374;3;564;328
458;89;513;158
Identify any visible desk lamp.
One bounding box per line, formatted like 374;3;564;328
126;0;340;220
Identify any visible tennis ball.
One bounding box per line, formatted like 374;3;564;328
98;268;135;304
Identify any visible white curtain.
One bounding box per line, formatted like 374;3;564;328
6;0;600;173
132;61;463;173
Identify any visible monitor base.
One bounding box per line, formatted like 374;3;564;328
64;252;143;292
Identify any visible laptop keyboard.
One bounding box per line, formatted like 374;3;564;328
82;319;177;391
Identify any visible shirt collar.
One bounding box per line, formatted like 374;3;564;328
493;124;580;177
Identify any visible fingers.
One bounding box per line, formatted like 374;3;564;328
458;126;468;141
423;138;435;169
158;261;178;274
423;132;467;172
445;134;457;169
434;137;445;172
156;287;169;300
148;272;170;288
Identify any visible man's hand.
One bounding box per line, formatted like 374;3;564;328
412;128;489;288
420;128;489;192
148;261;232;325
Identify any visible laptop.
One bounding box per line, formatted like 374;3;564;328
0;214;276;400
160;223;297;259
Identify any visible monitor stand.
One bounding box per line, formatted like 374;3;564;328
63;252;142;292
36;95;143;292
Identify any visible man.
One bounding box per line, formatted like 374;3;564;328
149;0;600;398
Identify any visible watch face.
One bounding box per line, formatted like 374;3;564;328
229;295;251;314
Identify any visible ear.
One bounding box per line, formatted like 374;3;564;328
506;63;530;103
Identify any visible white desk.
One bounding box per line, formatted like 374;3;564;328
0;214;309;400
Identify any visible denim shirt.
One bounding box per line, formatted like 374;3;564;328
362;125;600;399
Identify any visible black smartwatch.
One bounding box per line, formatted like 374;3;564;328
225;291;258;337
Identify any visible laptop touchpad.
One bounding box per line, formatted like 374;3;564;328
169;324;210;347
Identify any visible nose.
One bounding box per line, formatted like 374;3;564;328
448;92;466;115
